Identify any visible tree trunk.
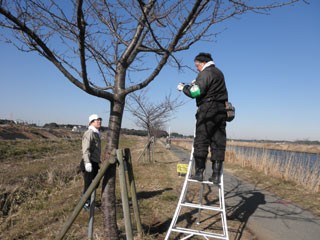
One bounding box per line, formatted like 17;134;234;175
101;98;125;239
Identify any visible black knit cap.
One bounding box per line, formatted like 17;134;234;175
194;52;213;63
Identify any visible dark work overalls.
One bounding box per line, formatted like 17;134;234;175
182;64;228;182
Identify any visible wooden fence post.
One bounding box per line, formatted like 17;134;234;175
151;137;155;163
117;149;133;240
55;150;117;240
137;139;152;163
124;148;143;237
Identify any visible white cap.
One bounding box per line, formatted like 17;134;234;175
89;114;102;124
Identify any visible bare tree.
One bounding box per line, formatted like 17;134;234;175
126;90;183;161
126;90;183;138
0;0;306;238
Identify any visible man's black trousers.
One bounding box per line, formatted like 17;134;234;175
193;103;226;169
80;159;99;194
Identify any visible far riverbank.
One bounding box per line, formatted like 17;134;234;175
228;141;320;154
171;138;320;155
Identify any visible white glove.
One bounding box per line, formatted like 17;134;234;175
85;162;92;172
191;79;196;85
177;83;185;91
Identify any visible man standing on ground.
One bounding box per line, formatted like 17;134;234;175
80;114;102;210
177;52;228;184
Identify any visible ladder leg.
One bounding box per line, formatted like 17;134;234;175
219;167;229;240
88;190;96;240
165;148;195;240
165;122;229;240
196;183;205;225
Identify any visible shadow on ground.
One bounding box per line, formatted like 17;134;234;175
137;188;173;200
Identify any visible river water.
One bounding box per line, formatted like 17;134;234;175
226;145;320;175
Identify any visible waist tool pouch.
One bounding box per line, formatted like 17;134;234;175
225;101;235;122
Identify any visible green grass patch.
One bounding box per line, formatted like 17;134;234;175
160;192;178;202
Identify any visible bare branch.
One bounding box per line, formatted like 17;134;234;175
0;1;114;101
119;0;156;66
123;0;206;95
126;89;184;136
0;0;305;100
89;81;113;91
76;0;91;92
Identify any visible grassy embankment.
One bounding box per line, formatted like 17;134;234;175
0;135;256;239
172;139;320;216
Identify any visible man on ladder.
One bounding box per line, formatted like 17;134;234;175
166;52;232;240
177;52;228;184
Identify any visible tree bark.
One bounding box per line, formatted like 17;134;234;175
101;98;125;239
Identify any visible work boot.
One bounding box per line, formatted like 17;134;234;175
191;168;204;181
83;200;90;211
209;161;223;184
192;157;205;181
81;193;90;211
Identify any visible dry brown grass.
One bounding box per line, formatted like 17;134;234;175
0;124;83;140
171;139;193;152
172;139;320;192
0;134;257;239
226;148;320;194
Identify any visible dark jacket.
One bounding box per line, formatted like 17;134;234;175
183;65;228;107
182;64;228;122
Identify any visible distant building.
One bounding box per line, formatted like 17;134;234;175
72;126;79;132
72;125;87;132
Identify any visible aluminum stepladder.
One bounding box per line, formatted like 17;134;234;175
165;142;229;240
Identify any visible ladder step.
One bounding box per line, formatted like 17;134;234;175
181;202;223;212
187;179;215;185
172;227;228;240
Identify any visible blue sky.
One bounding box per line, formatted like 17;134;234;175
0;1;319;141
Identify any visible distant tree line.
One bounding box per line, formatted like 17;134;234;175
170;132;194;139
3;119;318;144
120;128;148;137
42;122;170;138
293;140;320;145
0;119;15;125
